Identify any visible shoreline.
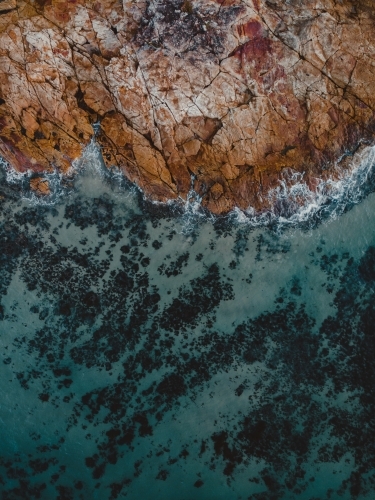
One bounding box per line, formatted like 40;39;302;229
2;139;375;232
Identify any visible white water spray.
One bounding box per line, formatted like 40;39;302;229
2;142;375;230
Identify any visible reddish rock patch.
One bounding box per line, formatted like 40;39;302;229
1;0;375;213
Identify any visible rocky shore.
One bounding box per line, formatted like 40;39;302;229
1;0;375;213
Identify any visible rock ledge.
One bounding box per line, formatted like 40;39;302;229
1;0;375;213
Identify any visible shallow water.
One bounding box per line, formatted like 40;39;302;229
1;151;375;500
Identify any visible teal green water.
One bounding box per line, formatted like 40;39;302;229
0;149;375;499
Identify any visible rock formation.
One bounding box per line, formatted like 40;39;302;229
1;0;375;213
29;175;50;195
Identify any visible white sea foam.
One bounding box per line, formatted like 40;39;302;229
24;170;66;206
165;145;375;232
176;177;216;234
0;155;29;185
228;145;375;230
76;139;139;199
2;141;375;229
71;138;103;175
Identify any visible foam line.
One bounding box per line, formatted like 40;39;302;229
2;143;375;230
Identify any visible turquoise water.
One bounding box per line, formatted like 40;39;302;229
1;148;375;499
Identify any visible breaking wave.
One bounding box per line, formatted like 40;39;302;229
2;141;375;231
180;145;375;232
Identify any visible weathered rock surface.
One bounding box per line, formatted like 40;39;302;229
0;0;16;12
29;175;50;195
1;0;375;213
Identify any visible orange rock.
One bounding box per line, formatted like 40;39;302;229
0;0;16;12
1;0;375;213
183;140;201;157
30;177;51;196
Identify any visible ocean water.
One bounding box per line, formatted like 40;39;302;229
1;146;375;500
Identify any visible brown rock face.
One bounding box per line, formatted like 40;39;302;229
30;175;50;195
1;0;375;212
0;0;16;12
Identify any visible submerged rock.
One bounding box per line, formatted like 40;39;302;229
1;0;375;213
30;176;50;196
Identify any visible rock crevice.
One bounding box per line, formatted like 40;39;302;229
1;0;375;212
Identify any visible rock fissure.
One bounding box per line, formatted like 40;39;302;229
1;0;375;212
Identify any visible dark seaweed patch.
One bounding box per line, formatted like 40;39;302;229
159;263;233;332
64;196;122;237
